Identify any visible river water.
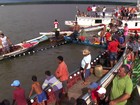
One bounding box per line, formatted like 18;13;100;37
0;4;105;102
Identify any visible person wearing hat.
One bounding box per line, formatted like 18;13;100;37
81;49;91;85
97;87;108;105
11;80;27;105
109;65;133;105
88;82;100;105
0;31;12;54
55;56;69;97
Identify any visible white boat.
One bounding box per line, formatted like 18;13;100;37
65;2;140;31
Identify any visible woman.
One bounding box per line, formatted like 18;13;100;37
81;49;91;85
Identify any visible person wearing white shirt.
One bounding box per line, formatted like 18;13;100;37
81;49;91;85
102;6;106;18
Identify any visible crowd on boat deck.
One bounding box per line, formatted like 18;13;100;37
76;5;138;20
1;17;140;105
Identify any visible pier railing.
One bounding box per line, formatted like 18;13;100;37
82;44;128;105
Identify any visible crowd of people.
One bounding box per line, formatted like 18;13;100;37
76;5;138;21
1;6;140;105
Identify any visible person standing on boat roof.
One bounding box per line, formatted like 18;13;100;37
71;21;80;40
92;5;97;17
11;80;27;105
29;75;47;105
42;71;63;105
109;65;133;105
0;31;12;54
102;6;106;18
55;56;69;97
87;6;92;16
81;49;91;85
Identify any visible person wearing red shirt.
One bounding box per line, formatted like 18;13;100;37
108;38;119;67
11;80;27;105
105;30;111;44
87;6;92;16
88;82;100;105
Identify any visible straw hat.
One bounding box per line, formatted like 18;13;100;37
83;49;90;55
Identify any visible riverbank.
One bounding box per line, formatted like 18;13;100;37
0;1;136;6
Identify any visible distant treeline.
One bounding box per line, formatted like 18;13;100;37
0;1;137;6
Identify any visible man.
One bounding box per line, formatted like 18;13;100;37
109;65;133;105
102;6;106;18
88;82;100;105
29;75;47;105
108;38;119;67
11;80;27;105
0;31;12;54
55;56;69;97
71;22;80;40
81;49;91;85
42;71;63;105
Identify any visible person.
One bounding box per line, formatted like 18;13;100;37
0;31;12;54
134;30;139;41
92;5;97;17
88;82;100;105
29;75;47;105
105;29;111;45
102;6;106;18
87;6;92;16
71;22;80;40
11;80;27;105
125;47;134;65
54;19;59;30
129;38;139;59
108;38;119;67
123;23;128;42
81;49;91;85
42;71;63;105
97;87;108;105
109;65;133;105
55;56;69;97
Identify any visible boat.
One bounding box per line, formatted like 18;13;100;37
39;30;73;37
29;41;127;105
0;41;39;60
65;3;140;31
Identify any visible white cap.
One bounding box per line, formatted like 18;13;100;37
97;87;106;94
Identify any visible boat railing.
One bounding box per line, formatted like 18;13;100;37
29;49;108;104
82;44;128;104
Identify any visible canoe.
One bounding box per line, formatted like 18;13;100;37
64;36;107;48
26;34;49;43
0;41;39;60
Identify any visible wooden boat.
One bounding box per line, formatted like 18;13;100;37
64;36;107;48
0;41;39;60
29;42;127;105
